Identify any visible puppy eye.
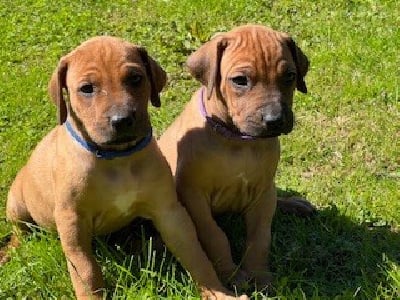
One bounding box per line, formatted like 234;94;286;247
284;72;296;85
127;74;142;86
230;75;249;87
79;84;95;96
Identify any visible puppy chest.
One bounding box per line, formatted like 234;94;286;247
93;168;141;202
208;175;268;213
112;190;138;214
89;165;147;233
205;152;274;185
196;152;275;212
91;189;140;234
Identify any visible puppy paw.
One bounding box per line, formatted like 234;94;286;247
0;234;20;266
240;269;273;291
253;272;273;288
226;269;252;293
201;289;249;300
277;196;316;217
0;250;10;265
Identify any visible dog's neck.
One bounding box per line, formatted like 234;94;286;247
64;119;152;160
199;87;258;141
203;91;231;125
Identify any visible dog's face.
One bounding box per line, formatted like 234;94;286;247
49;36;166;147
187;25;309;138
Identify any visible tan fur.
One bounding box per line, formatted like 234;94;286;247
158;25;314;288
2;36;246;300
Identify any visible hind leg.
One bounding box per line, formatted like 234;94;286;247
6;174;35;227
0;234;22;265
1;180;34;264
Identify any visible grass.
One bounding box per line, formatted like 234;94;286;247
0;0;399;298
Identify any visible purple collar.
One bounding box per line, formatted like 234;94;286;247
198;88;260;141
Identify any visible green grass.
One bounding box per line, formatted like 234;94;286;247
0;0;399;298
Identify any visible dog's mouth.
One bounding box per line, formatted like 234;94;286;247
238;121;294;138
64;120;153;159
255;131;283;138
209;117;290;140
97;120;152;149
259;131;287;138
94;130;151;152
240;107;295;138
254;122;293;136
103;134;138;146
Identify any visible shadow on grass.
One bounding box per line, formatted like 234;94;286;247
104;190;399;298
97;218;194;298
219;197;400;298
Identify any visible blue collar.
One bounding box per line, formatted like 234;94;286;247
65;120;152;159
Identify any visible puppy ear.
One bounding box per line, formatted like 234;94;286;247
48;57;68;124
138;48;167;108
186;36;228;99
287;38;309;94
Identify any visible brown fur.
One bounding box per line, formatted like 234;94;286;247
2;36;246;300
158;25;314;288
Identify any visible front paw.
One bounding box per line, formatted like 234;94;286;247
238;269;272;291
201;289;249;300
252;271;273;288
225;269;252;293
0;250;10;265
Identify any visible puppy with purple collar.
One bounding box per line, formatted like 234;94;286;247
2;36;246;300
158;25;314;288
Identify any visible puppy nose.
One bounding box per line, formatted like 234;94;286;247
264;115;284;131
111;114;135;132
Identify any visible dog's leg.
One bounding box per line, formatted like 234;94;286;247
1;176;34;264
0;232;22;265
55;208;104;300
277;196;316;217
177;190;248;288
151;198;245;299
242;187;277;287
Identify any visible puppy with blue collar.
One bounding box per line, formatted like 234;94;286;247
3;36;245;300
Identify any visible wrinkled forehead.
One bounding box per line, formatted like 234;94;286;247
67;37;144;75
221;27;294;74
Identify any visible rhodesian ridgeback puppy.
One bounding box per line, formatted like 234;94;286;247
1;36;246;300
158;25;314;289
